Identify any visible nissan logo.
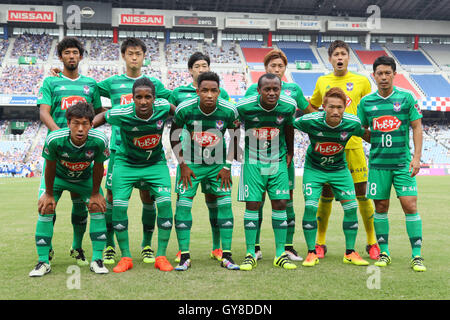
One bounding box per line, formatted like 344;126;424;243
80;7;95;19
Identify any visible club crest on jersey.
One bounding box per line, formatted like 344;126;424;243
157;120;164;130
83;85;90;95
393;102;401;112
340;131;349;141
346;82;354;92
216;120;224;130
61;96;87;110
120;93;133;105
276;116;284;124
85;150;95;158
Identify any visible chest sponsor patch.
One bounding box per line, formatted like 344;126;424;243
120;93;133;105
373;115;401;132
252;127;280;140
61;96;87;110
60;160;90;171
192;131;221;147
133;134;161;149
314;142;344;156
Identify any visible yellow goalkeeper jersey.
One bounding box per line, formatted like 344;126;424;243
310;71;371;149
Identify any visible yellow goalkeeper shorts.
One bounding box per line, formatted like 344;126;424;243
345;148;368;184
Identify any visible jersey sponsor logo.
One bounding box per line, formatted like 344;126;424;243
393;102;401;112
192;131;221;147
133;134;161;149
346;95;352;107
60;160;90;171
61;96;87;110
120;93;133;105
314;142;344;156
252;127;280;140
373;115;401;132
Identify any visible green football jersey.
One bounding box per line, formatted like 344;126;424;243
294;111;365;171
42;127;109;181
173;97;239;165
245;81;309;111
98;74;172;151
357;86;423;170
169;83;231;106
105;98;171;166
37;73;102;132
237;94;296;165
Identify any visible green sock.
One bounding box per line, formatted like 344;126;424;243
35;213;55;264
217;196;233;252
89;212;107;261
112;200;131;258
71;198;88;250
303;200;319;251
405;213;423;258
155;196;173;257
141;202;156;248
105;200;115;247
342;200;359;251
272;210;287;257
175;197;193;253
255;200;264;247
206;200;221;250
374;211;389;256
285;200;295;247
244;210;259;257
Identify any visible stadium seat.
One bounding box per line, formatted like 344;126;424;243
410;74;450;97
390;50;432;66
290;72;325;96
250;71;287;83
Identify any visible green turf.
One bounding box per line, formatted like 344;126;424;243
0;176;448;300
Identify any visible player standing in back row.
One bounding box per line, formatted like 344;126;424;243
38;37;103;266
357;56;426;272
308;40;379;260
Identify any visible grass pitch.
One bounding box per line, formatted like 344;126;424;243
0;176;448;300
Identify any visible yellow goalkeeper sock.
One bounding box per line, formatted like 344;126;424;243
357;196;377;245
316;196;334;245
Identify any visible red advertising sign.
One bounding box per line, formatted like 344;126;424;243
120;14;164;26
8;10;56;23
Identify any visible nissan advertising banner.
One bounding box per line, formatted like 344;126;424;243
173;16;217;28
7;10;56;23
119;14;164;26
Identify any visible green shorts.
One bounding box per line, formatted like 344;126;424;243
302;165;356;202
367;167;418;200
175;163;231;198
237;162;290;202
106;150;152;192
38;174;103;204
112;159;171;201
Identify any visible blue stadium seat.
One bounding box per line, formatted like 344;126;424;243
410;74;450;97
282;48;318;64
390;50;432;66
291;72;324;96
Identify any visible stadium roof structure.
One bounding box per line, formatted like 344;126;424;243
3;0;450;21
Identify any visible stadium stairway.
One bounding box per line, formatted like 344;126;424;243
2;37;15;65
23;123;45;163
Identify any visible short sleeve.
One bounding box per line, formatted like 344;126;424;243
153;78;172;100
37;78;53;107
295;85;309;111
97;78;111;98
309;78;323;108
91;83;102;111
42;136;57;161
408;94;423;122
294;116;308;133
357;100;368;127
